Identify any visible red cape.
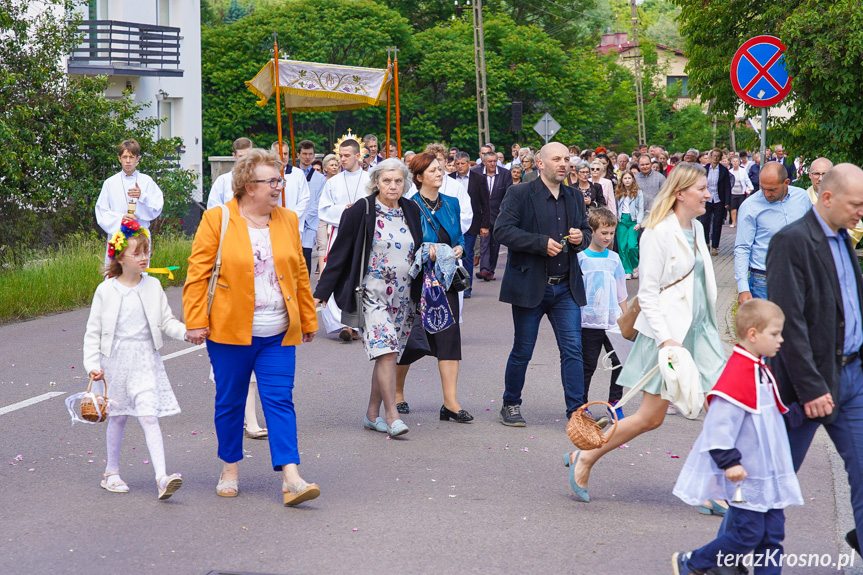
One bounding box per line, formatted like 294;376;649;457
707;346;788;414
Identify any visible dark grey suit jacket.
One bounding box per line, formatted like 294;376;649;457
471;165;513;221
494;178;592;308
766;209;863;424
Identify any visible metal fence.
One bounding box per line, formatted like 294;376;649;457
68;20;183;77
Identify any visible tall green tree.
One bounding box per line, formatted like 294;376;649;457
0;0;197;250
777;0;863;164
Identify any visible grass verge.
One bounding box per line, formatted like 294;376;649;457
0;232;192;324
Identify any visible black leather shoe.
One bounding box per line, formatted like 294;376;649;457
440;405;474;423
396;401;410;414
847;529;861;557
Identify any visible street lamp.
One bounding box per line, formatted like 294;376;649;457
454;0;471;19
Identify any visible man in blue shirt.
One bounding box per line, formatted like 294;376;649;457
766;163;863;559
734;162;811;304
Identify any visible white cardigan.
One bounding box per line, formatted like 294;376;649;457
633;212;717;344
83;276;186;374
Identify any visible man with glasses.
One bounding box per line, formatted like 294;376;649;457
806;157;833;204
318;138;370;341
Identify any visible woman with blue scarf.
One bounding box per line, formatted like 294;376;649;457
395;152;474;423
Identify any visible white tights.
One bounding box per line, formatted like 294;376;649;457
105;415;166;485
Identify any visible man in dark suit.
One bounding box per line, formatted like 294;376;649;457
472;151;513;281
699;147;732;255
766;163;863;556
494;142;592;426
773;144;795;182
450;152;490;297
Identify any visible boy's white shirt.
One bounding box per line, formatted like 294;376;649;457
95;170;164;234
83;275;186;374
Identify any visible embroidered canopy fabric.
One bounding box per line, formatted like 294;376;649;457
246;59;392;112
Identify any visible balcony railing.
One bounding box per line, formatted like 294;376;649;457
68;20;183;78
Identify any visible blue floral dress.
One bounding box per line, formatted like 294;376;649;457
361;200;416;360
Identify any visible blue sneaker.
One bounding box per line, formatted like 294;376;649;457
672;551;702;574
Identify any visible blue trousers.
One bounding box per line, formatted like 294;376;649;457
749;269;767;300
689;507;785;574
786;357;863;533
207;333;299;470
503;283;584;417
463;233;477;295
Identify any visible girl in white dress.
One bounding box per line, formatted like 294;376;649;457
84;222;201;500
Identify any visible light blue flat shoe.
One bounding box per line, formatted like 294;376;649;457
387;419;409;437
699;499;727;516
363;416;387;433
568;450;590;502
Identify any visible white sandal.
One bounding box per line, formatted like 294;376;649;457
216;472;238;497
100;471;129;493
282;480;320;506
158;473;183;500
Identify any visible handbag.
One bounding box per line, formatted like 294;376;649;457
420;261;455;334
80;375;109;423
340;196;371;329
617;234;698;341
206;204;230;317
450;265;470;293
417;196;469;292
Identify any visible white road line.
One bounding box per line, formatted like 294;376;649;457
0;345;204;417
0;392;67;416
161;343;205;361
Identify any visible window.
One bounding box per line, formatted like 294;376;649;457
88;0;108;19
158;0;170;25
158;101;173;140
667;76;690;97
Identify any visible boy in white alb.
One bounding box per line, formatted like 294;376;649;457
95;139;163;237
672;299;803;575
207;137;253;209
318;138;370;341
577;208;627;418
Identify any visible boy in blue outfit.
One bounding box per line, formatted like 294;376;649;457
577;208;627;418
672;299;804;574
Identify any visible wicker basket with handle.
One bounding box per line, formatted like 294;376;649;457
566;401;618;450
80;375;109;423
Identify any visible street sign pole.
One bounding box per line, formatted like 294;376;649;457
760;107;767;168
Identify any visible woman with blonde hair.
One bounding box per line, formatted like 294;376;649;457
614;171;644;278
565;162;726;504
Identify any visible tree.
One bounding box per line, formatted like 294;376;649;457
0;0;197;249
778;0;863;164
224;0;249;24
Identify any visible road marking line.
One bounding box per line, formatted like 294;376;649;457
0;392;67;416
161;343;206;361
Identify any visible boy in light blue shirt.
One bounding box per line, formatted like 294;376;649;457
577;208;628;420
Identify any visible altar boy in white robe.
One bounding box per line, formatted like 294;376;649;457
317;138;370;341
270;142;311;226
95;139;164;238
206;137;253;209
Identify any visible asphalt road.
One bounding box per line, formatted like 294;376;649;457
0;248;857;575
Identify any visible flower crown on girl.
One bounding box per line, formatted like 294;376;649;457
108;220;150;259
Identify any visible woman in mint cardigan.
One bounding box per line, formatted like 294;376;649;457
395;152;473;424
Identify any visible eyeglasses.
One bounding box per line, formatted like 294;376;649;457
250;177;286;189
128;251;154;260
810;172;826;178
590;167;602;171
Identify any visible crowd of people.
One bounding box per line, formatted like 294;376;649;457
84;133;863;573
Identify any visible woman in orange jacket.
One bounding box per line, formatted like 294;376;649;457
184;149;320;506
